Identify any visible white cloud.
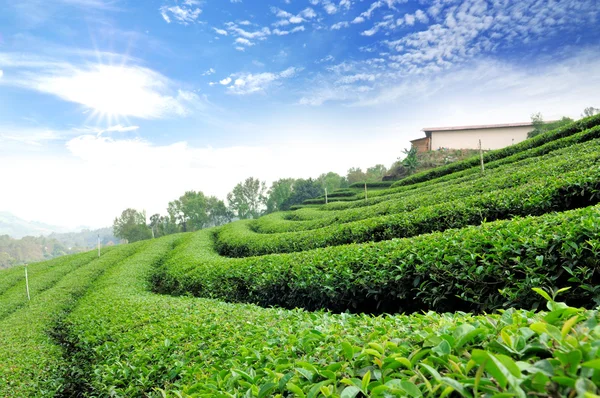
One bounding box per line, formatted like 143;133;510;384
273;19;291;27
202;68;216;76
361;27;379;36
339;0;351;10
219;77;232;85
331;21;349;30
291;26;306;33
323;1;337;14
0;53;206;119
273;29;290;36
351;16;364;23
227;67;301;95
239;20;252;25
0;70;3;78
404;13;415;25
228;25;270;39
289;16;304;24
159;3;202;25
213;27;228;35
235;47;245;52
235;37;254;46
272;7;293;18
300;8;317;18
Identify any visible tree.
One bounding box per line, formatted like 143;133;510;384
280;178;324;210
113;209;152;243
528;113;574;138
227;177;267;219
346;167;367;184
168;191;210;232
366;164;388;181
582;107;600;118
266;178;296;213
317;172;348;194
206;196;233;227
401;147;419;175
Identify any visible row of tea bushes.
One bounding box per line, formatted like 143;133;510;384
0;243;141;396
252;139;600;233
319;123;600;211
156;205;600;314
56;234;600;397
0;250;100;321
216;166;600;257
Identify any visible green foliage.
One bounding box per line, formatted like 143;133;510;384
266;178;296;213
583;106;600;118
156;205;600;313
366;164;388;181
318;171;349;193
528;113;574;138
227;177;267;219
401;147;419;175
113;208;152;243
214;162;600;257
346;167;367;184
14;239;600;397
251;137;600;233
166;191;231;232
281;178;325;210
0;242;141;396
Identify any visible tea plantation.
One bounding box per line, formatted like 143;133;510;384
2;115;600;397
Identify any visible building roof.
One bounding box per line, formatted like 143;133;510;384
422;121;534;133
410;137;429;143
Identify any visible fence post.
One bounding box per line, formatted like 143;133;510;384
25;265;30;301
479;139;485;174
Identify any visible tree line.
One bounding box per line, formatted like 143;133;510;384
112;167;394;243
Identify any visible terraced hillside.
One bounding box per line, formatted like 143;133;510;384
1;115;600;397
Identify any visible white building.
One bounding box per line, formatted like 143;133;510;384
410;122;535;153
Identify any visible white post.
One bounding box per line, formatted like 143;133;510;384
325;188;328;204
25;265;30;301
479;139;485;174
97;234;101;257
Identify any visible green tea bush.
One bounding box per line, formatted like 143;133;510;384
0;250;99;320
0;243;141;396
323;123;600;210
52;246;600;396
216;166;600;257
156;205;600;314
251;139;600;233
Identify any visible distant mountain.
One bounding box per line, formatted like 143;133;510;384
0;212;75;239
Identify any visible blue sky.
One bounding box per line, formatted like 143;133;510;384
0;0;599;229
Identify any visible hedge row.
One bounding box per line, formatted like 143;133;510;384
216;165;600;257
389;114;600;188
0;250;99;321
44;234;600;397
0;243;141;396
251;139;600;233
349;180;395;189
157;205;600;314
321;123;600;211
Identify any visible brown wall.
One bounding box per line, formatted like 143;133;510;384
411;137;430;153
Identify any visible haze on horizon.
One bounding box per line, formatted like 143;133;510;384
0;0;599;228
